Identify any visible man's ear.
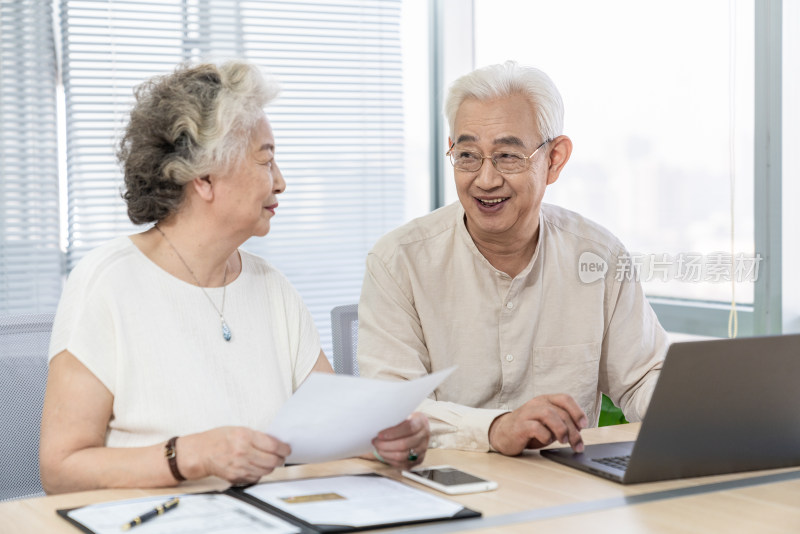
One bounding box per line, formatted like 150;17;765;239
447;136;453;148
191;174;214;201
545;135;573;186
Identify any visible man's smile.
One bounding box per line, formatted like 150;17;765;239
476;197;509;208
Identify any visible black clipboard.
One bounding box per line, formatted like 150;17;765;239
56;507;97;534
226;473;481;533
56;474;480;534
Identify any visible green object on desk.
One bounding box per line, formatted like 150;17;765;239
598;395;628;427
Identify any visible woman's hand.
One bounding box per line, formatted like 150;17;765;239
371;412;430;469
179;427;291;486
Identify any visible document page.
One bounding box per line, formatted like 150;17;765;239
268;367;454;463
65;493;300;534
244;475;464;528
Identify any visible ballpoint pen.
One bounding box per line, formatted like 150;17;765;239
120;497;180;531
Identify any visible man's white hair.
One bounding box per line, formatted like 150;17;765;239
444;60;564;142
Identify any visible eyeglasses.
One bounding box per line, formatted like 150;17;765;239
446;139;550;174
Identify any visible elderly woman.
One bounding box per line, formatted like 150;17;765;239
40;61;429;494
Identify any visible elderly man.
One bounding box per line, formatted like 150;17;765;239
358;61;668;456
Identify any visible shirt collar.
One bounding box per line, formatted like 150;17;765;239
454;202;545;280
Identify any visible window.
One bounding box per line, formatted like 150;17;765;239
4;0;793;344
0;0;62;314
783;0;800;332
470;0;755;305
460;0;798;336
1;0;429;357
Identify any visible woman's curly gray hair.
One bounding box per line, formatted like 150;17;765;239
119;61;279;224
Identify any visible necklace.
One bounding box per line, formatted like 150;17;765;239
154;225;232;342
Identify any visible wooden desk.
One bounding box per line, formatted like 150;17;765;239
2;423;799;533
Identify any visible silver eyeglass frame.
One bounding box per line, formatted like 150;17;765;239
446;139;551;174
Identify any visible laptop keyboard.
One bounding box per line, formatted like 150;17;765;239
593;455;630;471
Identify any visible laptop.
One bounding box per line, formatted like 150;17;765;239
540;334;800;484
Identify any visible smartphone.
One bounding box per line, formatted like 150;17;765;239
401;465;498;495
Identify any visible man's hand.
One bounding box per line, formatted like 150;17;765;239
488;394;588;456
371;412;430;468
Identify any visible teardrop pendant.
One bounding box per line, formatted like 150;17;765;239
221;319;232;342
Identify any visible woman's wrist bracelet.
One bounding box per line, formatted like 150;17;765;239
164;436;186;481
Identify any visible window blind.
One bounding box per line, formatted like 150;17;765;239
0;1;62;315
59;0;405;356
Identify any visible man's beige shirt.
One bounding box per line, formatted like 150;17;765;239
358;202;668;451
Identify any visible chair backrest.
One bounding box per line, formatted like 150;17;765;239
330;304;359;376
0;313;54;501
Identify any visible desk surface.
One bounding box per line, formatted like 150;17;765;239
2;423;799;533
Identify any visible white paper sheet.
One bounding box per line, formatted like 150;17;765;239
66;493;300;534
244;475;464;528
268;367;454;464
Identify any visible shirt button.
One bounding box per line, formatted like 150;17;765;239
470;441;478;448
506;301;514;309
505;354;514;362
431;441;438;448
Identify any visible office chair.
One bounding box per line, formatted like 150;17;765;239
0;313;54;501
330;304;359;376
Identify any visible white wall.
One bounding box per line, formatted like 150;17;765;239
781;0;800;333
